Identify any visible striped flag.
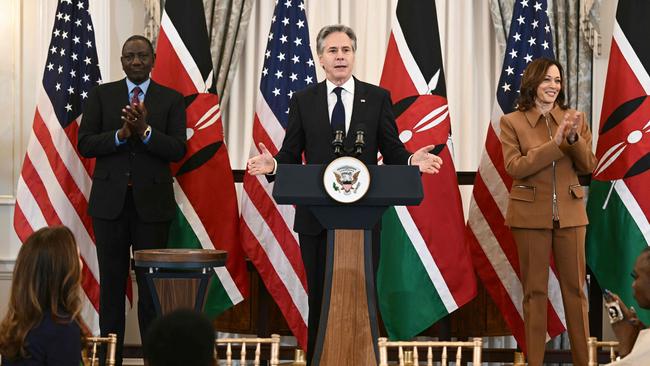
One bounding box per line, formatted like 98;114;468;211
376;0;476;340
13;0;103;334
586;0;650;325
239;0;315;350
152;0;248;317
466;0;566;350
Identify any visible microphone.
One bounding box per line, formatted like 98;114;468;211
354;124;366;156
332;130;344;156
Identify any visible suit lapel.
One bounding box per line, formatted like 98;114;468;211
313;81;331;136
144;79;158;112
119;78;129;104
108;79;129;131
347;77;366;143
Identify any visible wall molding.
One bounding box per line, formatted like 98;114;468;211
0;259;15;277
89;0;111;80
0;195;16;206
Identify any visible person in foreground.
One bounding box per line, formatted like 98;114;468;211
143;309;215;366
247;24;443;363
0;226;85;366
500;57;597;366
78;35;186;365
604;247;650;365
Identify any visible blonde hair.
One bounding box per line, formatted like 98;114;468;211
0;226;83;360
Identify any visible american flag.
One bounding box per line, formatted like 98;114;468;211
467;0;566;350
239;0;315;350
13;0;104;334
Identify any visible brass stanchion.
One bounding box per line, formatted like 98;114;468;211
292;349;306;365
404;350;415;366
513;350;526;366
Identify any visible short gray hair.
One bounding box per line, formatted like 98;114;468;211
316;25;357;55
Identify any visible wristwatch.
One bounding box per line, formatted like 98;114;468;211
142;125;152;139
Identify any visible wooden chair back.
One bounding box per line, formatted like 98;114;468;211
215;334;280;366
378;337;482;366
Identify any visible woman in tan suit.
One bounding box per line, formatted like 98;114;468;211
500;58;597;366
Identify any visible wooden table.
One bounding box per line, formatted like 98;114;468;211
133;248;227;315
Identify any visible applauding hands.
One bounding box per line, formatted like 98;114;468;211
553;111;582;145
119;100;149;140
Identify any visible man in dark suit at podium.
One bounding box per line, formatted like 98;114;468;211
78;35;186;365
247;24;443;363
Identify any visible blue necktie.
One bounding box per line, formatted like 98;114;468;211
331;87;345;135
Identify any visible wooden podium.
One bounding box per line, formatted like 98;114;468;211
133;248;227;315
273;164;423;366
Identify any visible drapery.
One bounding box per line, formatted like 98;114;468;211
143;0;253;110
490;0;594;124
205;0;253;107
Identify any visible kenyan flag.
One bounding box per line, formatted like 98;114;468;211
586;0;650;325
377;0;476;340
151;0;248;317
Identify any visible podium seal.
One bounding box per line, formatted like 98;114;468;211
323;156;370;203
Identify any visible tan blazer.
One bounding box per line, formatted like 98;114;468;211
500;106;597;229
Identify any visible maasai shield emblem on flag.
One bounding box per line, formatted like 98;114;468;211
152;0;248;317
377;0;477;340
466;0;567;350
587;0;650;326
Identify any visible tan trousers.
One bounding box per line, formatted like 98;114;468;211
512;225;589;366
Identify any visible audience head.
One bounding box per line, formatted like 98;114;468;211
143;309;215;366
0;226;83;359
517;57;568;112
632;247;650;309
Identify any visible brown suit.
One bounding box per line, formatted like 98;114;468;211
500;105;597;366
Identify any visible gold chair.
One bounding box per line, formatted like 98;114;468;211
83;333;117;366
588;337;620;365
215;334;280;366
290;349;306;365
378;337;482;366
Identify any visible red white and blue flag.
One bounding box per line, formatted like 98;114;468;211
466;0;567;350
13;0;104;334
240;0;315;350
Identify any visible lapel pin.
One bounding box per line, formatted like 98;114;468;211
360;99;366;103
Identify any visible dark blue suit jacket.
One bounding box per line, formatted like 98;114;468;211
275;78;411;234
2;315;81;366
